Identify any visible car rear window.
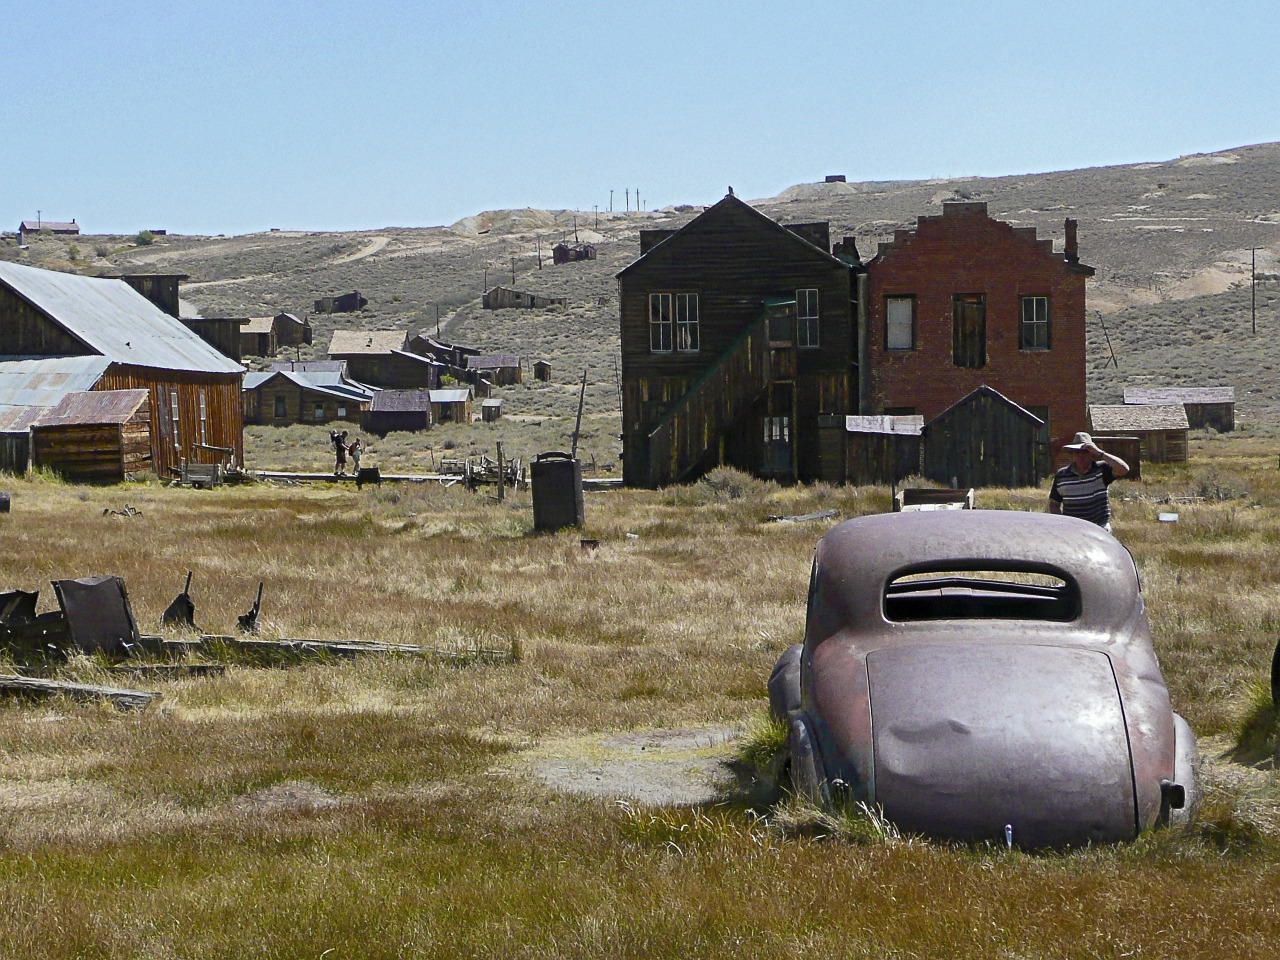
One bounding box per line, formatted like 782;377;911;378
884;568;1080;622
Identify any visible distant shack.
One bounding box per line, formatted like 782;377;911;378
482;286;565;310
1124;386;1234;433
552;242;596;265
1090;403;1188;463
314;291;368;314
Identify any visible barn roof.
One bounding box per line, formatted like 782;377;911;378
0;261;242;374
0;356;112;411
270;360;346;373
1090;403;1189;431
844;414;924;436
328;330;408;355
1123;386;1235;405
20;220;78;233
36;389;149;427
931;384;1044;425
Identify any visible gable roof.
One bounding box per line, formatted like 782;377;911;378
243;369;374;402
370;389;433;412
242;316;276;334
1091;403;1189;431
328;330;408;355
1124;386;1235;405
930;384;1044;425
615;193;848;278
0;261;242;374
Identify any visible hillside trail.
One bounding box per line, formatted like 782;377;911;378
330;236;389;265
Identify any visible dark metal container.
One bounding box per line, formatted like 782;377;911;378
0;491;10;513
531;452;584;532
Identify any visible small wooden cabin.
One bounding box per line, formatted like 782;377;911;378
429;387;473;424
240;316;279;358
482;286;565;310
553;242;596;264
468;354;522;386
481;398;503;423
363;389;433;435
533;359;552;382
1089;403;1188;463
314;291;367;313
242;368;371;425
1123;386;1234;432
31;389;152;481
921;385;1049;488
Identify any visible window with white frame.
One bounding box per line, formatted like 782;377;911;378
198;390;207;445
650;293;699;353
170;390;180;449
886;296;915;350
314;402;325;420
1020;295;1050;350
797;288;819;348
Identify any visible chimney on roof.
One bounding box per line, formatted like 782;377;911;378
1064;218;1079;263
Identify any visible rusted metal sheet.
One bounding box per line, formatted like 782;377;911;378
770;510;1197;848
52;575;141;656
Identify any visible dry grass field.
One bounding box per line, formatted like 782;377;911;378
2;441;1280;958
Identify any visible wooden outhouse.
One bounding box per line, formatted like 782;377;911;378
921;385;1049;488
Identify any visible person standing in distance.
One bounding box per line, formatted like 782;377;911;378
1048;431;1130;533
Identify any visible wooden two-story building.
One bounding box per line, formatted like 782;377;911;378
617;194;859;487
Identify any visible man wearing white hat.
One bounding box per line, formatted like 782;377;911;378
1047;432;1130;532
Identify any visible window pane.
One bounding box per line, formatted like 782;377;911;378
887;297;913;350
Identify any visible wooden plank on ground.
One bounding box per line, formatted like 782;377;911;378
0;674;159;710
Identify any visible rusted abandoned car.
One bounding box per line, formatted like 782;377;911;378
769;510;1198;848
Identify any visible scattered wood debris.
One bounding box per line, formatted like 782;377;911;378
0;674;159;711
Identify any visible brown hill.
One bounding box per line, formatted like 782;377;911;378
6;142;1279;436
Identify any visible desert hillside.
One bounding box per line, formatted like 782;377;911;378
6;142;1280;436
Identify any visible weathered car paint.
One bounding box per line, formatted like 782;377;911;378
772;510;1196;848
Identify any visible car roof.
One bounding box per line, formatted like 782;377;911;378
806;511;1142;646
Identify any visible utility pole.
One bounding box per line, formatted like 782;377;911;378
435;303;440;337
593;205;598;229
636;188;640;212
511;257;516;284
609;189;613;213
625;188;630;213
1252;247;1257;335
571;367;587;459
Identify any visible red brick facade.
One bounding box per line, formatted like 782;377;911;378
864;201;1093;454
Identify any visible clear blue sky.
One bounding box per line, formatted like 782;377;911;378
4;0;1276;236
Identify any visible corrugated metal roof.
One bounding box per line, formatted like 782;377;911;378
1091;403;1189;431
36;389;149;427
243;369;373;402
0;261;242;374
328;330;408;355
0;356;112;409
0;405;47;432
430;388;472;403
270;360;346;373
844;415;924;436
1124;386;1235;405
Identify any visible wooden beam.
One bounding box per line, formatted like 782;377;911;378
0;674;159;710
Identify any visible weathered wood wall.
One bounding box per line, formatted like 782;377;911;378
0;288;91;355
922;388;1048;488
243;384;364;426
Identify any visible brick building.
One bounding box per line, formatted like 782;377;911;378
863;201;1093;455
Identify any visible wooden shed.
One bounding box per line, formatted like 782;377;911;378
1123;386;1234;432
314;291;367;314
468;354;522;386
0;406;43;474
363;389;433;435
921;385;1049;488
552;242;597;264
533;359;552;382
481;398;503;423
240;316;279;357
429;387;473;424
1089;403;1188;463
31;389;151;482
840;414;924;486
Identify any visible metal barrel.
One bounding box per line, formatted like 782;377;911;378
531;452;584;532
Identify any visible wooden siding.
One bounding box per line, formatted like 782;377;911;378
0;287;91;356
619;196;855;486
847;432;923;486
0;432;30;474
95;365;243;477
921;388;1049;488
244;383;364;426
32;420;151;482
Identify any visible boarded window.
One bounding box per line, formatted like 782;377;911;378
952;294;986;368
797;288;819;348
886;296;915;350
1020;296;1050;350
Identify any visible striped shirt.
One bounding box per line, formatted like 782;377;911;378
1050;462;1116;527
